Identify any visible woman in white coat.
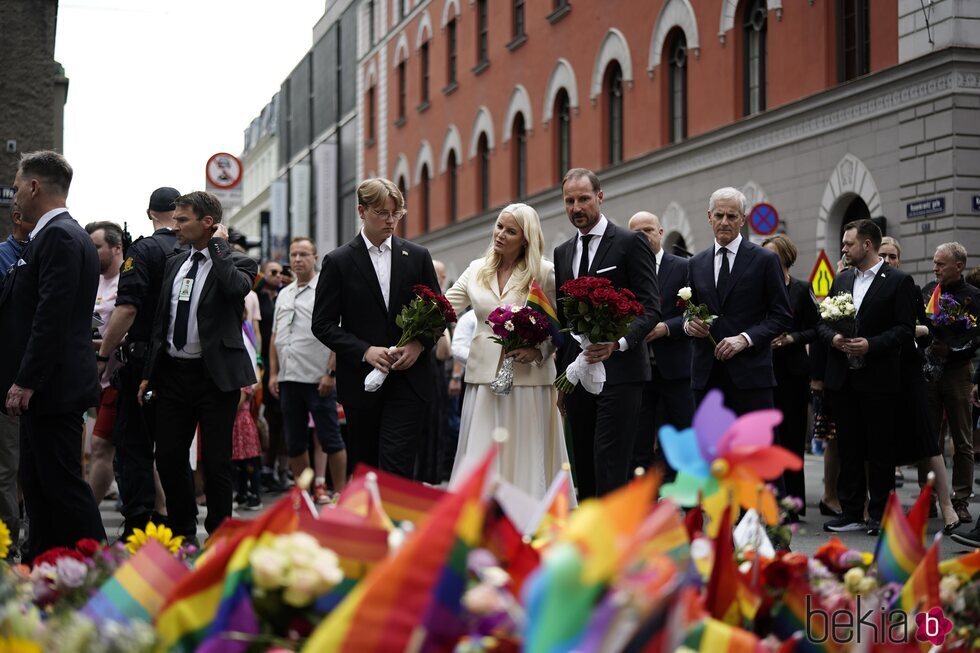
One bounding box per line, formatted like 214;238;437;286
444;203;573;500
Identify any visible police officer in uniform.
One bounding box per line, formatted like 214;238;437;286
96;187;180;537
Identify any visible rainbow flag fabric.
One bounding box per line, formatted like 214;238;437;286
340;464;446;525
526;279;565;347
938;549;980;581
925;283;941;316
681;617;760;653
899;534;942;615
873;492;925;586
770;578;839;653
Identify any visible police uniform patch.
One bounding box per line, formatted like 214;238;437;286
122;257;135;273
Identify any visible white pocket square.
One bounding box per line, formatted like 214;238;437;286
596;265;617;274
16;258;26;267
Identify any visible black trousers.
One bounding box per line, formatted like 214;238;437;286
565;381;644;498
631;365;695;473
153;356;239;540
773;372;810;507
113;358;158;526
344;392;428;479
693;363;775;417
826;389;896;522
20;410;106;563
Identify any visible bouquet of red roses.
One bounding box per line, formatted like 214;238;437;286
365;284;457;391
555;276;644;394
485;305;551;394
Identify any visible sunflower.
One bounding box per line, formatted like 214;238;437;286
0;519;11;559
125;522;184;555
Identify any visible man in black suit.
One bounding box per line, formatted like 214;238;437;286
139;191;258;541
627;211;694;474
554;169;660;498
0;151;106;561
817;219;915;535
312;178;440;479
684;187;792;416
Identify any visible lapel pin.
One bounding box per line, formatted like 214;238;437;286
880;273;886;278
401;250;408;256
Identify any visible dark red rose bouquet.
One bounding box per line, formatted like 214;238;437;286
555;276;644;394
485;305;551;394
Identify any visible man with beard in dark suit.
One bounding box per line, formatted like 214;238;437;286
554;169;660;498
817;219;916;535
627;211;693;475
312;178;441;479
0;151;106;562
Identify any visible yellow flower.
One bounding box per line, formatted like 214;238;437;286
125;521;184;555
0;518;10;559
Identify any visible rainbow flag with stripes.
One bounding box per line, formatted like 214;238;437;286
770;577;839;653
899;533;942;615
938;549;980;581
705;508;741;626
341;464;446;525
925;284;941;317
873;492;925;586
301;447;495;652
82;539;189;625
681;617;760;653
526;279;565;347
155;490;301;652
623;500;691;569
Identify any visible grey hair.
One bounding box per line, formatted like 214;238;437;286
708;187;747;215
936;242;968;265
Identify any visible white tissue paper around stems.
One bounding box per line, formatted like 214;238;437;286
364;347;397;392
563;334;606;394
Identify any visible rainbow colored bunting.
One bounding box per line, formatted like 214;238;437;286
526;279;565;347
925;284;941;317
873;493;925;586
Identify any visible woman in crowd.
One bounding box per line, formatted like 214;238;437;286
763;235;819;514
444;204;573;500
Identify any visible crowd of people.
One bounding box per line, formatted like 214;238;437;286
2;152;979;565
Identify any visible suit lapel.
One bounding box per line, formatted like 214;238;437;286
590;223;616;273
350;237;388;313
720;242;757;305
387;237;406;319
857;263;889;317
556;239;574;287
695;250;721;311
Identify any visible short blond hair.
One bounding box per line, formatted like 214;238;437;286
290;236;317;255
357;178;405;212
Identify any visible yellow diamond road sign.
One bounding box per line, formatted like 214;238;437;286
809;249;836;300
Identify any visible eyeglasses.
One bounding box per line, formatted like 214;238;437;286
369;207;406;221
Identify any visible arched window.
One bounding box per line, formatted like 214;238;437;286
447;150;459;223
477;133;490;211
420;41;430;106
554;89;571;183
743;0;767;116
666;29;687;143
603;62;623;165
397;176;408;237
366;86;376;144
397;60;407;123
367;0;376;45
512;113;527;199
446;17;458;87
838;0;869;82
476;0;489;66
420;164;431;232
512;0;525;40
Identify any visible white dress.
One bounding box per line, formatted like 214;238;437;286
445;259;574;501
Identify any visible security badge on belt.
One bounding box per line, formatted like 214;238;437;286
178;278;194;301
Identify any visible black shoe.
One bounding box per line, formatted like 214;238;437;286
950;524;980;548
819;501;843;518
243;494;263;511
953;499;973;524
894;470;904;488
234;493;248;507
824;516;865;532
929;500;938;519
120;512;154;541
866;519;881;536
943;520;961;535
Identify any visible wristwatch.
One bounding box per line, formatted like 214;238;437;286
326;369;336;378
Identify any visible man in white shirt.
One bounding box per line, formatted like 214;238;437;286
269;236;346;503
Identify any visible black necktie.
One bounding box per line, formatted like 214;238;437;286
173;251;205;351
577;234;593;278
717;247;731;296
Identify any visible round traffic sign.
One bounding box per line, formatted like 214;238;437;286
748;203;779;236
206;152;243;190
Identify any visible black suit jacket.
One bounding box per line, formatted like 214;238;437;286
0;212;101;414
143;238;258;393
651;251;691;381
311;234;441;409
816;262;915;394
773;277;820;379
554;220;661;385
687;239;792;390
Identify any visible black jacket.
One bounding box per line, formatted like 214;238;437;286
772;277;820;380
650;251;691;381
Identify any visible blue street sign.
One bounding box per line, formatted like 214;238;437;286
0;186;12;207
748;203;779;236
906;197;945;218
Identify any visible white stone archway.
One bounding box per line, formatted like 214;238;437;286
740;180;770;213
542;58;580;125
718;0;782;44
393;33;409;67
661;201;696;253
590;28;633;105
413;140;434;186
501;85;533;143
392;153;411;188
647;0;700;78
467;106;495;159
365;58;379;88
440;0;459;27
816;153;884;253
439;125;462;174
415;10;433;49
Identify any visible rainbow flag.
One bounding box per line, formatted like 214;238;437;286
623;500;690;569
341;464;446;525
82;540;189;625
899;534;942;615
906;479;932;548
925;284;941;317
873;492;925;586
301;447;495;653
938;549;980;581
482;501;540;595
705;508;741;626
770;578;839;653
155;490;301;652
681;617;760;653
332;471;394;531
526;279;565;347
302;509;389;575
526;468;573;542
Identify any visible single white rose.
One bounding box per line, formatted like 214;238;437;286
677;287;693;301
528;315;537;324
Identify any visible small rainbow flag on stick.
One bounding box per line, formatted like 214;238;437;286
925;284;942;316
526;279;565;347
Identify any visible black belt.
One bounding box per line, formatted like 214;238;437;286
163;354;205;368
124;341;150;359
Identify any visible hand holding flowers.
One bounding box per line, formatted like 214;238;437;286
819;292;865;369
676;287;718;347
486;305;551;394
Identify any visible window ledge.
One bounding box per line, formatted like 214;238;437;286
471;60;490;76
547;4;571;24
417;100;431;113
506;34;527;52
394;116;406;129
442;81;459;96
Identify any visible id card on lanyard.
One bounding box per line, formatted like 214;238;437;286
178;278;194;301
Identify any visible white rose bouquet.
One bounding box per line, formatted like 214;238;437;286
819;292;863;369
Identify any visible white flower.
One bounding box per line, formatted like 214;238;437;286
55;557;89;589
504;320;515;332
939;575;961;604
250;548;289;590
528;316;537;325
509;305;519;313
282;567;321;607
677;287;693;301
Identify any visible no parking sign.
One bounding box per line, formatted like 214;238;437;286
748;203;779;236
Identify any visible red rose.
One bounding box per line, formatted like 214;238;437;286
412;284;436;301
621;289;636;300
590;287;617;305
33;546;85;568
75;538;101;557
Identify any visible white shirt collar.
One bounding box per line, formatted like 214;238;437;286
190;245;212;262
360;229;392;252
581;215;608;239
714;233;743;256
856;257;885;278
293;274;318;292
29;208;69;240
655;248;664;268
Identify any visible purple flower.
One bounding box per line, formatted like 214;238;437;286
55;556;89;588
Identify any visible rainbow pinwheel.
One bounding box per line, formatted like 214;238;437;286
658;390;802;535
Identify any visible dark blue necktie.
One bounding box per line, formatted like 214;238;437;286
173;252;205;351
